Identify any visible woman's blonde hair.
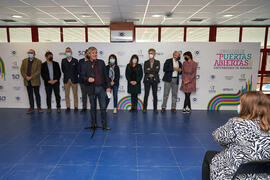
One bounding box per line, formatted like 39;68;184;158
239;91;270;132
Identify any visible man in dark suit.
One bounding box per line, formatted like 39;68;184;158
78;49;89;113
61;47;79;112
41;51;61;113
81;47;111;130
161;51;182;113
143;48;160;113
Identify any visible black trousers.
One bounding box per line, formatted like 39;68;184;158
89;86;107;127
45;84;61;109
184;92;191;109
131;93;138;110
143;82;158;110
80;83;87;109
202;150;219;180
26;81;41;109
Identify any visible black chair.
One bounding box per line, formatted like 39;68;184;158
232;160;270;180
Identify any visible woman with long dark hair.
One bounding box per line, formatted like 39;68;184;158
106;54;120;114
125;54;143;112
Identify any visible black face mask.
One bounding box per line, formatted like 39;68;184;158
176;57;180;61
48;57;53;61
184;57;189;61
86;55;90;60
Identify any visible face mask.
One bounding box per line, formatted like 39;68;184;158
176;57;180;61
48;57;53;61
66;52;71;57
237;105;241;114
132;59;137;64
149;54;154;59
28;54;34;59
184;57;189;61
110;59;115;64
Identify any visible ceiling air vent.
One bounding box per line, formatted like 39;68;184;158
252;18;269;21
63;19;77;23
189;18;204;22
1;19;16;22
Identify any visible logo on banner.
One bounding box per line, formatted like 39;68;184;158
207;75;252;111
239;74;246;82
12;74;20;80
224;75;233;80
13;86;21;91
15;96;21;101
223;88;234;92
0;85;3;90
0;57;6;81
194;50;200;56
209;86;216;93
196;75;200;80
0;96;6;102
11;61;19;69
209;74;216;81
193;97;198;103
11;50;16;55
214;50;253;70
118;85;125;92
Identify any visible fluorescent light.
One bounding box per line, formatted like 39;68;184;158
152;14;161;18
223;14;233;17
82;14;92;18
12;15;22;18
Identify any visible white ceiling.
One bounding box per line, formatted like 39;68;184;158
0;0;269;26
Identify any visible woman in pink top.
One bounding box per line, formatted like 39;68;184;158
180;51;197;113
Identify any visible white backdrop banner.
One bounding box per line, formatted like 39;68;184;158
0;42;260;110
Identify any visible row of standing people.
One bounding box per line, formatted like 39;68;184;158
20;47;197;116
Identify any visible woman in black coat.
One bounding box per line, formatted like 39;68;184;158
125;54;143;112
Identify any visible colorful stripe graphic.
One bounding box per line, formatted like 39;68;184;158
0;57;5;81
207;76;252;111
117;96;144;110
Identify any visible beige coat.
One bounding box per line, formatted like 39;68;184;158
20;57;42;86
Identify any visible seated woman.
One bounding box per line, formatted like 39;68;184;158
202;91;270;180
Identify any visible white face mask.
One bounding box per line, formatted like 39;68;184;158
132;59;137;64
149;54;154;59
109;59;115;64
237;105;241;114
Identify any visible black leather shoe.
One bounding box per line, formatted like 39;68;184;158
154;109;158;113
80;108;87;113
65;108;70;112
90;124;97;130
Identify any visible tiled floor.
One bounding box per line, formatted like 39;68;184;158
0;108;235;180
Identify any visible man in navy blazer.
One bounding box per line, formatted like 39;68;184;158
61;47;79;112
161;51;182;113
81;47;111;130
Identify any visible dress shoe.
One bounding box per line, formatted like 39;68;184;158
37;108;43;113
171;109;177;113
57;108;61;113
80;108;87;113
74;107;78;112
47;108;51;113
26;108;34;114
161;108;166;113
65;108;70;112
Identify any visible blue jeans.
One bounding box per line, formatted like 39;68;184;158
106;85;118;108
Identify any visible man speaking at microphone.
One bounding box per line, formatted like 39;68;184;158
81;47;111;130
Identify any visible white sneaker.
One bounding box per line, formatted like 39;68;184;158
182;108;187;113
113;108;117;114
186;107;191;113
